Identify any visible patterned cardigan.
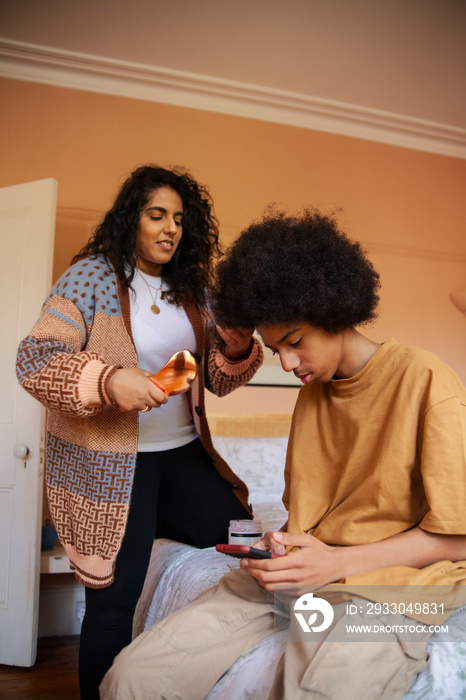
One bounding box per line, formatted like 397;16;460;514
16;256;263;588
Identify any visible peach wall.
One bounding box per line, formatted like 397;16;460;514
1;75;466;411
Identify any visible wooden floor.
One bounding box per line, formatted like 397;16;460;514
0;636;80;699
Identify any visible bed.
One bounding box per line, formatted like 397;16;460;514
133;414;466;699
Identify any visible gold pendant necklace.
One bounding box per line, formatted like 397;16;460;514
138;271;164;314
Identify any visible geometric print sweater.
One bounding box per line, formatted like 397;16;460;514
16;256;263;588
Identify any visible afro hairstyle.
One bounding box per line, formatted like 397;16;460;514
212;208;380;333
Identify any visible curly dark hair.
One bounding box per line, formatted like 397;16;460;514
212;208;380;333
72;165;221;307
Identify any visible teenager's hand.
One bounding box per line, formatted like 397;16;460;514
250;530;287;556
216;325;254;359
106;368;169;412
239;532;343;592
241;528;466;592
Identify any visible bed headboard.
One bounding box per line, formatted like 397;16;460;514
208;413;292;438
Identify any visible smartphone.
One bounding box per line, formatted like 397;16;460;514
216;544;279;559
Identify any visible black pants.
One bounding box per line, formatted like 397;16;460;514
78;438;250;699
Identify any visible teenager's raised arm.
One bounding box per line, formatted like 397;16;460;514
240;527;466;591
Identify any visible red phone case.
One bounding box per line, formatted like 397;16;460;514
216;544;279;559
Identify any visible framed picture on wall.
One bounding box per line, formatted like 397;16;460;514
247;333;302;387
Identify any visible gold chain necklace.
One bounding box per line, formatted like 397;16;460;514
138;271;164;314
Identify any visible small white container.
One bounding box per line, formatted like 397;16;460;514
228;519;263;545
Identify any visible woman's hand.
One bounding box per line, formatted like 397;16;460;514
216;325;254;359
240;532;343;592
106;368;169;412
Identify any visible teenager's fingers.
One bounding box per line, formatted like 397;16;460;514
275;532;319;548
243;565;304;587
240;552;297;572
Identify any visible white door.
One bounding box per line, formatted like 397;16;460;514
0;179;56;666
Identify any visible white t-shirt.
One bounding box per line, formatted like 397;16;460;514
130;269;198;452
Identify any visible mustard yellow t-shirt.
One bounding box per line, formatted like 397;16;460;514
283;338;466;588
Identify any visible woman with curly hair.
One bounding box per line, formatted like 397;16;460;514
102;207;466;700
16;165;262;698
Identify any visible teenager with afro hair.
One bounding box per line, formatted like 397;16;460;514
101;208;466;700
